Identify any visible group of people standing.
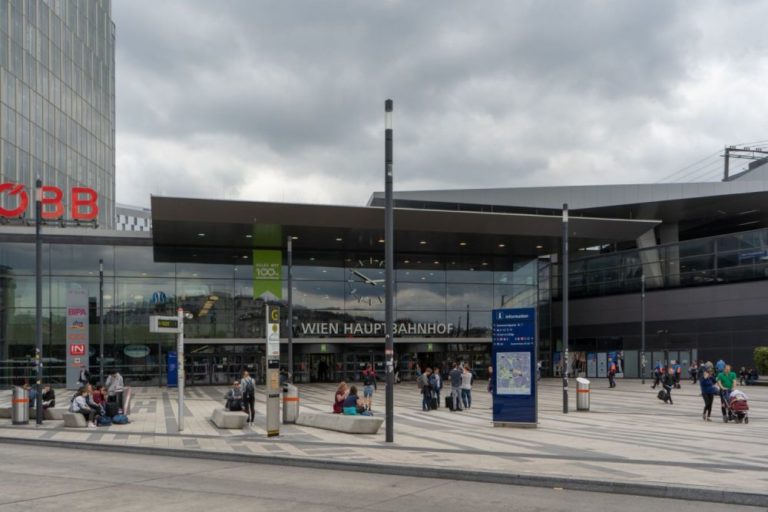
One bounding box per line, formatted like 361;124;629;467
418;362;474;412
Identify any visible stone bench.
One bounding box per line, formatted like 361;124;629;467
296;412;383;434
0;407;69;421
44;408;67;420
211;408;247;429
62;412;88;428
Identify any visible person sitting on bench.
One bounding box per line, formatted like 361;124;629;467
41;385;56;409
342;386;372;416
226;380;243;411
70;386;98;428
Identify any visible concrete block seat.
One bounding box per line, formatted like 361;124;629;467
62;412;88;428
44;408;67;420
296;412;383;434
0;407;66;420
211;408;247;429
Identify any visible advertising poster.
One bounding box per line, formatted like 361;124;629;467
492;307;536;426
597;352;607;378
66;288;89;389
253;250;282;300
587;352;597;378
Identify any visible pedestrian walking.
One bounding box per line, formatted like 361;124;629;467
689;361;699;384
673;360;682;388
77;367;91;387
361;364;377;412
449;362;463;411
461;365;473;409
240;370;256;423
418;368;433;411
487;364;494;394
432;367;443;408
651;363;662;389
716;364;737;420
661;367;675;404
105;370;125;410
608;358;617;388
699;368;718;421
715;359;726;376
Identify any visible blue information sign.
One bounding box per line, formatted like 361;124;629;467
492;307;537;425
167;351;178;388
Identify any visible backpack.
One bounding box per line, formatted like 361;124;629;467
112;414;129;424
97;415;112;426
243;378;255;398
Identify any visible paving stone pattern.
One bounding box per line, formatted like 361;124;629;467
1;379;767;497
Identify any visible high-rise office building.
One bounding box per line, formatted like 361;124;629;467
0;0;115;228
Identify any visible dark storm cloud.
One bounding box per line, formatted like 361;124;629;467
113;1;768;206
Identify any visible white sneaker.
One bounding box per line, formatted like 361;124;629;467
88;423;97;428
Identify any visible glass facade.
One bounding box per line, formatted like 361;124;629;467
550;228;768;299
0;0;115;227
0;235;538;386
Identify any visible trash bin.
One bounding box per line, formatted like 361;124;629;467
576;377;590;411
282;384;299;424
12;387;30;425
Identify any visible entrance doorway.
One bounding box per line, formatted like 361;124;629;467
184;350;261;385
309;354;336;382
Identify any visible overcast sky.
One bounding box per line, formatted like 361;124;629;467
113;0;768;208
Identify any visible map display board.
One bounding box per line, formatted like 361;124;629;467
492;308;537;425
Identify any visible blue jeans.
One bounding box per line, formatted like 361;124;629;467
451;387;462;410
422;391;432;411
434;389;440;408
461;388;471;408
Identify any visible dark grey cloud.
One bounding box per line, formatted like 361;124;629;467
113;0;768;207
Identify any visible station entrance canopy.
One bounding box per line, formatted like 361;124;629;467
150;197;659;263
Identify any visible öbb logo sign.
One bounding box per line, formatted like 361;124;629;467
0;183;98;221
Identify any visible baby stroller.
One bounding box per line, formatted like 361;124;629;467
722;389;749;424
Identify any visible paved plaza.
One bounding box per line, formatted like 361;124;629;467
1;379;767;505
2;443;765;512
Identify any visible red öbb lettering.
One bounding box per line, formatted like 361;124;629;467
0;183;98;221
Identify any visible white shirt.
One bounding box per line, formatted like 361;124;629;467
70;395;89;413
461;372;472;390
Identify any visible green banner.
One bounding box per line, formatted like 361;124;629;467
253;250;282;299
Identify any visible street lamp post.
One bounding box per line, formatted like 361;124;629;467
287;236;293;383
384;99;394;443
562;203;569;414
35;178;43;425
640;274;646;384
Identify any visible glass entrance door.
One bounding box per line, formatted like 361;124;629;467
185;350;260;386
309;354;336;382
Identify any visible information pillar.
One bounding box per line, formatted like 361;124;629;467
491;307;538;427
265;305;281;437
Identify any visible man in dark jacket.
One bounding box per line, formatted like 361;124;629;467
449;362;463;411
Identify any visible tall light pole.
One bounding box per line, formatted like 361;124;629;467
35;178;43;425
384;99;394;443
99;259;105;385
562;203;569;414
287;236;293;383
640;273;646;385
